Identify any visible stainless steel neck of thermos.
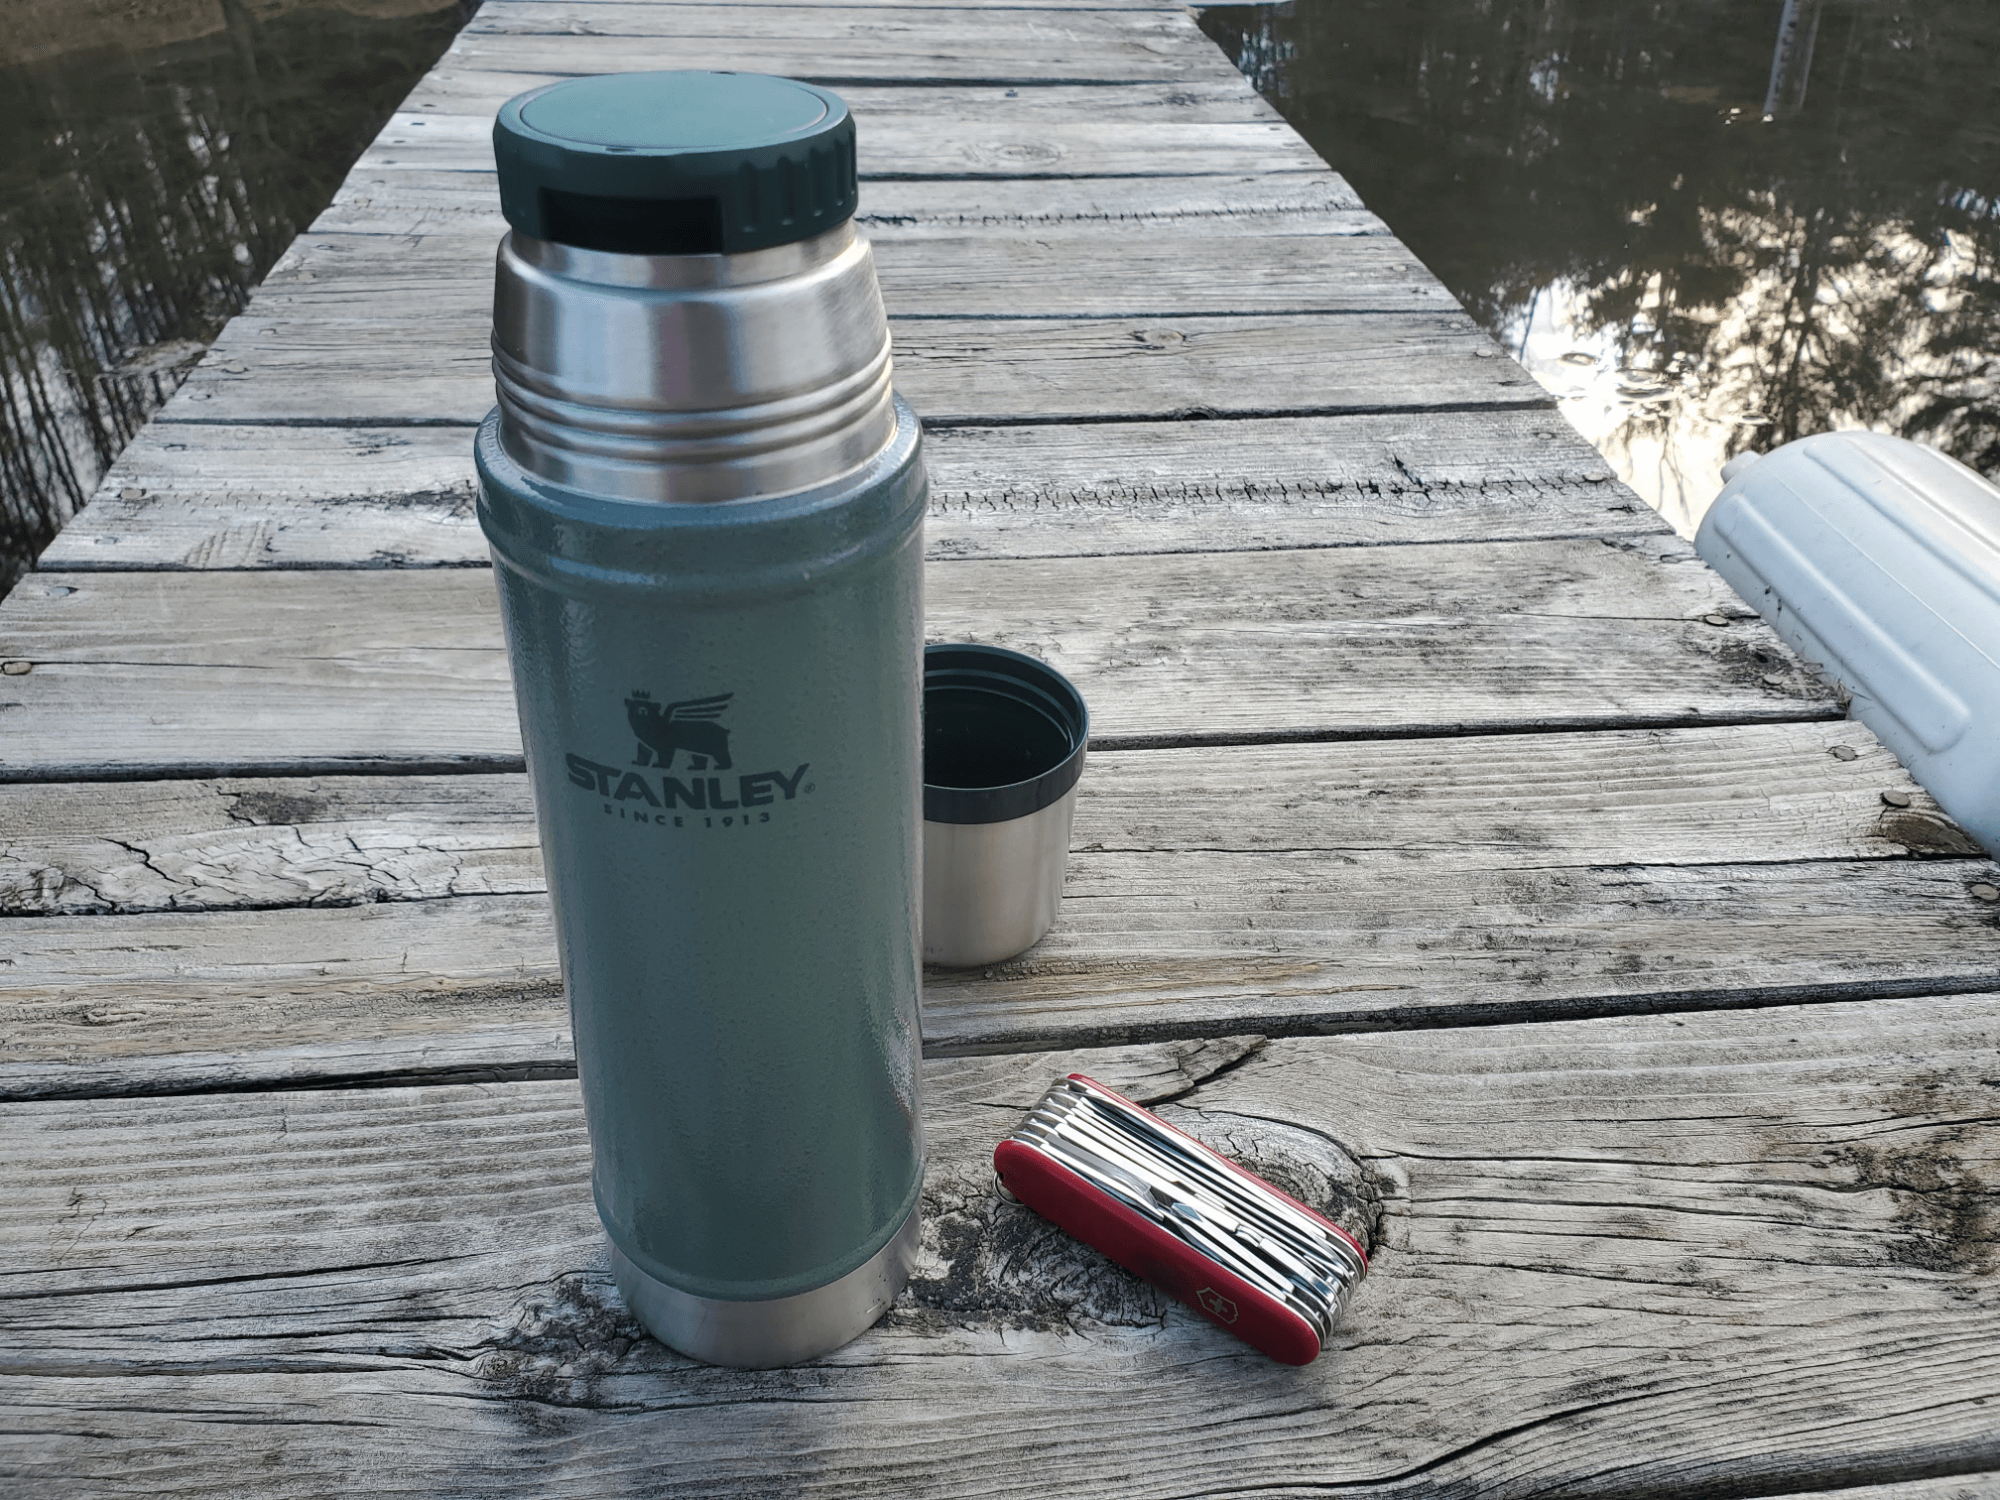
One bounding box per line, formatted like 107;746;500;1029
491;220;897;504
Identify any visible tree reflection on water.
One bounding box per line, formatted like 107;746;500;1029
1201;0;2000;535
0;0;474;592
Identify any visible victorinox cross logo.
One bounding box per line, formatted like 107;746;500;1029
1196;1287;1239;1324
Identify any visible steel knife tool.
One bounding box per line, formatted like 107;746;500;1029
993;1073;1368;1365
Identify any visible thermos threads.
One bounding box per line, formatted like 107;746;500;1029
488;74;894;506
478;71;927;1368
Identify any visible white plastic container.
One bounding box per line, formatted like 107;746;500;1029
1695;431;2000;855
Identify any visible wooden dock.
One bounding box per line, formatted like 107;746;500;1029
5;1;1998;1493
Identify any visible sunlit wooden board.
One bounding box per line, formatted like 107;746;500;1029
162;306;1526;425
1;722;1954;918
6;1000;1998;1495
42;409;1642;573
445;1;1229;82
0;537;1829;779
240;219;1452;316
355;82;1324;179
315;169;1379;237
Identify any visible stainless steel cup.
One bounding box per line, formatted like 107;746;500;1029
922;644;1088;967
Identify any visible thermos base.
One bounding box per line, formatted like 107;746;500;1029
609;1206;921;1368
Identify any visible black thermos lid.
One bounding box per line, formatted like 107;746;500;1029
492;70;857;256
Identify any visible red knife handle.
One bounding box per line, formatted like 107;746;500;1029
993;1136;1324;1366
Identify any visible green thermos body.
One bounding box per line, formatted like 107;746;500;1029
475;71;927;1368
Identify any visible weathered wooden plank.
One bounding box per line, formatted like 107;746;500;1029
495;0;1186;8
487;0;1187;8
46;423;485;570
7;716;1987;1086
167;308;1524;426
389;113;1311;184
0;570;517;780
404;74;1276;130
5;998;1998;1494
0;722;1965;918
913;411;1643;555
315;169;1377;237
526;0;1184;8
8;849;1997;1096
42;410;1642;573
874;230;1459;311
237;220;1452;319
0;893;573;1097
442;2;1229;82
359;84;1324;180
937;853;2000;1049
1762;1482;2000;1500
355;107;1322;186
148;223;1465;442
0;538;1828;780
0;775;540;917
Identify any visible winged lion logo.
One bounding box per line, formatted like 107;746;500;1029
626;690;733;771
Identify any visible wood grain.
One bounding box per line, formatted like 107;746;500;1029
237;218;1453;317
446;1;1231;82
165;307;1525;426
43;410;1643;573
355;90;1325;182
315;169;1378;238
875;227;1454;311
8;847;1997;1097
4;998;1997;1495
474;0;1186;8
1762;1481;2000;1500
536;0;1181;8
0;538;1830;780
6;717;1990;1097
403;75;1277;129
0;721;1965;918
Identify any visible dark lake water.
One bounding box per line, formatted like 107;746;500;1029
1200;0;2000;536
0;0;474;592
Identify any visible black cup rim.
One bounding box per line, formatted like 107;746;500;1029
923;643;1088;825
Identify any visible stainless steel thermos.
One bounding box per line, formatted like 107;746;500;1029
476;71;927;1367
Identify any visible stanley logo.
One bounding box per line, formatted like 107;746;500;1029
626;690;732;770
566;687;811;829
